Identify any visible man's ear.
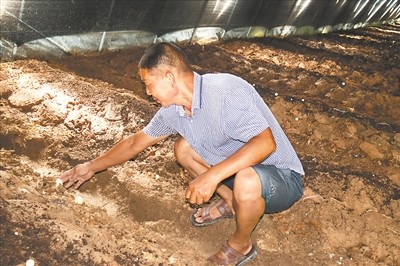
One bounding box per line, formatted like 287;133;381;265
166;71;175;86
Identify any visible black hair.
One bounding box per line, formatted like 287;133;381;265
138;42;191;72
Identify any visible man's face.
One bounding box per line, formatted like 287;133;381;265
139;68;176;107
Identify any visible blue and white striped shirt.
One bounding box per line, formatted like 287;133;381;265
143;72;304;175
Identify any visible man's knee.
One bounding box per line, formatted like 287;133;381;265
174;136;190;163
233;168;262;202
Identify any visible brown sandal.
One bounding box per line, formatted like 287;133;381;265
189;199;235;227
207;242;257;265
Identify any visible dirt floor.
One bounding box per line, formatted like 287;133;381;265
1;22;399;266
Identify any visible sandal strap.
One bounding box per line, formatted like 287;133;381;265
194;199;234;225
200;203;213;222
221;242;245;261
215;199;234;216
207;242;247;265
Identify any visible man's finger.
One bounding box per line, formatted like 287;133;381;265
188;189;199;204
74;181;83;190
59;173;69;183
185;187;192;200
60;169;74;183
64;181;74;189
196;194;204;205
203;194;211;203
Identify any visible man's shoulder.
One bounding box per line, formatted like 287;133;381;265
202;72;239;80
201;72;246;89
201;72;253;96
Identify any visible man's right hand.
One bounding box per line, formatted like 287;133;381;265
60;162;95;189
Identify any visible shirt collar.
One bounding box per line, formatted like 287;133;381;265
176;72;201;117
192;72;202;111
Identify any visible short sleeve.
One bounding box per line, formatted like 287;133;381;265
143;109;177;137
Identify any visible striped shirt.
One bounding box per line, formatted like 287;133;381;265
143;72;304;175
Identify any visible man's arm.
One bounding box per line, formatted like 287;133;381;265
60;130;167;189
185;127;276;204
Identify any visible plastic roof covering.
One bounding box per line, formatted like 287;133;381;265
1;0;400;59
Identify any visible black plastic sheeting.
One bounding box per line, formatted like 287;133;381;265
1;0;399;44
1;0;399;59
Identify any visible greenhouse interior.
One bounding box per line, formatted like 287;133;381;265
1;1;400;265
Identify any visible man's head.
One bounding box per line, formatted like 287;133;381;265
138;42;191;73
138;42;192;107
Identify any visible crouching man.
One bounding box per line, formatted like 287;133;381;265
60;42;304;265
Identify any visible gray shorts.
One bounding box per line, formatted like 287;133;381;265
222;165;303;214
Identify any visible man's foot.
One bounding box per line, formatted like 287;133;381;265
190;199;235;227
207;242;257;265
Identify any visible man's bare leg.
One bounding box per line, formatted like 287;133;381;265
225;167;265;256
175;137;265;257
174;137;234;220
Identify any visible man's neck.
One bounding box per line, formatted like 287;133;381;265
178;72;194;115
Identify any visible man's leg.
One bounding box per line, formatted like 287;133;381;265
174;137;234;221
206;167;265;264
227;167;265;255
175;137;264;256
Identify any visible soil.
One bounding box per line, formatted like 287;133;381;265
1;23;399;266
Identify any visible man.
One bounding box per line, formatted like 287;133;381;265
60;42;304;265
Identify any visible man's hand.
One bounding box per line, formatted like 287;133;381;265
60;162;94;189
185;173;218;205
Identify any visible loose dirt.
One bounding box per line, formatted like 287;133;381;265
1;23;399;266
